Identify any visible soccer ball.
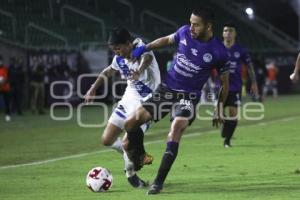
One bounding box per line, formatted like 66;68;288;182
86;167;113;192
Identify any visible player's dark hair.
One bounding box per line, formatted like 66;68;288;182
223;21;237;29
108;27;132;45
192;7;215;24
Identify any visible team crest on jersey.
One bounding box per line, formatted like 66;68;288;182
234;52;240;58
203;53;212;63
191;48;198;56
180;39;187;46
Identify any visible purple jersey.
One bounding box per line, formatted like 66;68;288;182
226;43;252;92
163;25;229;97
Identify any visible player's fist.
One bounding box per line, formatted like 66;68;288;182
84;87;96;103
290;72;299;83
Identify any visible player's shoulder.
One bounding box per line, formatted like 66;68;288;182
133;38;145;48
176;25;189;34
212;37;228;54
234;43;248;53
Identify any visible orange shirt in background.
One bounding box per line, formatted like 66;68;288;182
0;65;11;92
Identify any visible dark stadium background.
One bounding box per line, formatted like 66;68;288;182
0;0;299;109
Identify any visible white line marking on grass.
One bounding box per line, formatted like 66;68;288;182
0;116;297;170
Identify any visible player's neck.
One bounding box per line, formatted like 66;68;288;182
197;32;213;42
224;39;235;48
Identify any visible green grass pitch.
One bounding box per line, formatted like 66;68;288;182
0;95;300;199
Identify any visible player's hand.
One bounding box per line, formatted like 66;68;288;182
212;107;224;128
84;87;96;104
128;69;140;81
131;45;147;61
290;72;299;83
250;82;259;97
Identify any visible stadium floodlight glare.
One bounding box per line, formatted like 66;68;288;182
245;7;255;19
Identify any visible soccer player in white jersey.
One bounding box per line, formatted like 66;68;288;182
84;27;161;188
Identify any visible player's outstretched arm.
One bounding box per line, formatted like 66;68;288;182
213;71;229;128
84;65;117;103
132;34;175;59
290;53;300;83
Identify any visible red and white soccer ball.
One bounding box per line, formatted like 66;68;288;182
86;167;113;192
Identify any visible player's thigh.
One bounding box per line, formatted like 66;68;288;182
102;122;123;146
125;106;152;131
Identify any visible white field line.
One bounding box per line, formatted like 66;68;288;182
0;116;296;170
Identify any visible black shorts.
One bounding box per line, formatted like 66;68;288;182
142;84;200;125
224;91;241;107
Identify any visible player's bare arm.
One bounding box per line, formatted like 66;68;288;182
213;71;229;128
84;65;117;103
290;53;300;83
145;34;175;50
130;54;153;80
248;63;259;96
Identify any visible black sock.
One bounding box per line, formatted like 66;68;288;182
222;120;238;144
126;127;145;170
154;141;179;186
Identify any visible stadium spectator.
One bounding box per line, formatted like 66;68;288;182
30;58;46;114
0;55;12;121
84;27;160;188
290;53;300;83
122;7;230;194
220;22;258;148
9;57;25;115
252;54;266;102
263;61;278;99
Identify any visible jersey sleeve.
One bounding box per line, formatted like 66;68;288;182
111;56;119;71
240;47;253;67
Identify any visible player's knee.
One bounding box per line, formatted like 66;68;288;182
124;117;138;132
168;119;188;141
101;135;113;146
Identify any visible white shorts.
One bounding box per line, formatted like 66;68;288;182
108;89;150;132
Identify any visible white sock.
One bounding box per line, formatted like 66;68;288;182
110;137;123;154
123;152;136;177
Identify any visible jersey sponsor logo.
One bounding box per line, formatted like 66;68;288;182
191;48;198;56
203;53;213;63
234;51;240;58
176;53;201;70
174;64;193;77
180;39;187;46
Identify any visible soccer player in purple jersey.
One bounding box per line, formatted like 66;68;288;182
121;7;230;194
221;23;258;148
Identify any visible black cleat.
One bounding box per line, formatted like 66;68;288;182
147;184;163;195
127;174;148;188
224;140;232;148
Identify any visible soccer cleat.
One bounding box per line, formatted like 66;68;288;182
127;174;148;188
147;184;163;195
224;140;232;148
